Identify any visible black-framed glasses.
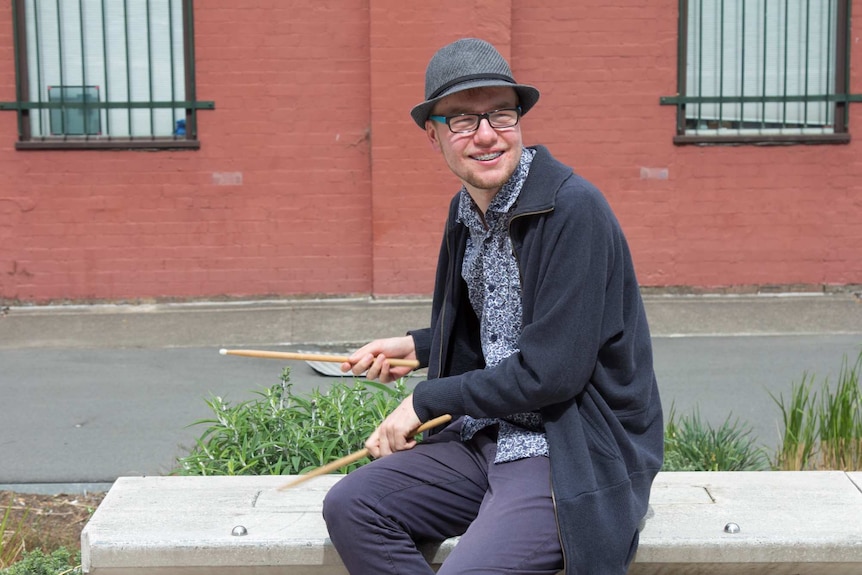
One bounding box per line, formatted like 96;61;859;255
429;107;522;134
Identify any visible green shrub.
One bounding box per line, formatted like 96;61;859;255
771;350;862;470
0;548;80;575
175;351;862;476
662;405;769;471
174;367;410;476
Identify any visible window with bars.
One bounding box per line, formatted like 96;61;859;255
661;0;860;144
1;0;213;150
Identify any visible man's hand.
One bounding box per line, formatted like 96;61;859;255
341;335;417;383
365;395;422;458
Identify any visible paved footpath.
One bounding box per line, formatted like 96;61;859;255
1;292;860;490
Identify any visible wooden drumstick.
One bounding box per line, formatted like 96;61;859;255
219;348;421;369
276;414;453;490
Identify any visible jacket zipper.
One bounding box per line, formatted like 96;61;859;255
511;206;567;572
507;208;553;279
436;216;453;379
551;481;568;573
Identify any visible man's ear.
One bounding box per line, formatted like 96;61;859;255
425;121;442;152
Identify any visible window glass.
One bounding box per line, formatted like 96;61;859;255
24;0;187;139
685;0;837;135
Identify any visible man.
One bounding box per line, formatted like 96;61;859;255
323;38;663;574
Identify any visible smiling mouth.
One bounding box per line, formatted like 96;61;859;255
472;151;503;162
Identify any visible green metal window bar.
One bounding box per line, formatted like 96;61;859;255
661;0;861;144
1;0;214;150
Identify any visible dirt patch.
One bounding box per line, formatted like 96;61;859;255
1;490;106;562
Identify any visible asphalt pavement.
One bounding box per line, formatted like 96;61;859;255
1;292;861;492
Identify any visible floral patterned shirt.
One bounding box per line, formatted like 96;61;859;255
457;147;549;463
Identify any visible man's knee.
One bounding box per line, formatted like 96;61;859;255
322;475;354;526
323;469;381;530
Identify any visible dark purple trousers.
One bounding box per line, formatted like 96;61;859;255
322;419;564;574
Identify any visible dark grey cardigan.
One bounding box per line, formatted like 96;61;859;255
410;145;664;574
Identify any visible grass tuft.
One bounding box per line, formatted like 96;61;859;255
771;350;862;470
662;404;769;471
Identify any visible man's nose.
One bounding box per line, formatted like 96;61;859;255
473;117;496;140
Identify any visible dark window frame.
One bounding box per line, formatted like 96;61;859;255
1;0;213;151
661;0;861;145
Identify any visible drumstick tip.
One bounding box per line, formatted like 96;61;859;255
219;348;228;355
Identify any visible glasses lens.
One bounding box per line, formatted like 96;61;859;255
488;109;519;128
448;115;480;133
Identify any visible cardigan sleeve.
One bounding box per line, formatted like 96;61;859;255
407;327;431;368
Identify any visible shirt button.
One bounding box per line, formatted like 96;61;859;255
488;284;496;292
490;333;498;342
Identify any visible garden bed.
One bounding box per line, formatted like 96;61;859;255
1;490;105;562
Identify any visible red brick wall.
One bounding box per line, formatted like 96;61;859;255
1;1;860;303
0;1;374;303
508;0;862;290
368;0;514;296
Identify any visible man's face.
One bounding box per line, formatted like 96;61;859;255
425;87;523;203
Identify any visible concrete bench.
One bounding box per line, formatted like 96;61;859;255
81;471;862;574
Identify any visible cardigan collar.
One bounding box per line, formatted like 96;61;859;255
511;145;574;216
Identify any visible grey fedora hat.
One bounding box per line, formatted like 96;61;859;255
410;38;540;128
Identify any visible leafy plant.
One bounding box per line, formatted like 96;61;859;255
772;350;862;470
0;547;81;575
174;367;411;476
662;404;768;471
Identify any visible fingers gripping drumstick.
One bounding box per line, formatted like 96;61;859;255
277;414;453;490
219;348;421;369
219;348;442;490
